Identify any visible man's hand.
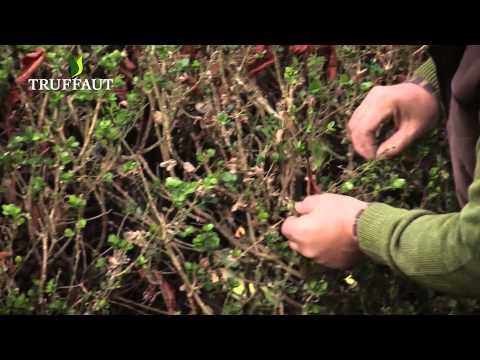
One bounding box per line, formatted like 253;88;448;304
348;82;440;160
281;194;368;269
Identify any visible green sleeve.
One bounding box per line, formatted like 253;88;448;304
357;140;480;298
407;57;445;118
411;57;441;99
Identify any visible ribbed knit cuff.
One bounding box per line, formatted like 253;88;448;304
356;203;410;266
410;57;440;99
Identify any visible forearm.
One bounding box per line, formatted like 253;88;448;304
357;143;480;297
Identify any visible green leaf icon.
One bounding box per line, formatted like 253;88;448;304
69;55;83;77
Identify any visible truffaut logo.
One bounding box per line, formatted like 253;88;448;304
28;54;113;91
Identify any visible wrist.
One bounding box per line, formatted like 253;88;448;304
351;203;369;245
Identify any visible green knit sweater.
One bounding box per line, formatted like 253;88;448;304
357;58;480;298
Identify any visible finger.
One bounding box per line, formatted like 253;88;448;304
350;106;394;160
376;124;413;159
347;103;367;134
350;128;377;160
295;199;313;215
295;195;322;215
281;216;300;239
288;241;301;252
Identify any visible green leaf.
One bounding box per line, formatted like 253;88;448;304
107;234;120;247
391;178;406;189
206;148;216;158
60;171;75;183
337;74;353;86
261;286;279;305
232;279;246;297
258;211;269;223
76;219;87;230
284;66;300;85
221;172;238;183
136;255;147;267
2;204;22;218
121;160;139;173
165;177;183;189
326;121;336;134
202;175;218;189
341;181;354;193
45;279;56;294
67;195;86;209
31;176;46;194
66;136;80;149
95;257;107;269
217;112;231;125
360;81;374;92
202;223;214;232
184;262;195;272
64;228;75;238
180;226;196;238
183;181;200;194
102;172;114;183
59;151;72;165
308;78;322;95
193;232;220;252
176;57;190;70
310;139;329;170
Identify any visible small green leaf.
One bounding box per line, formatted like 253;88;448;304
206;148;216;158
136;255;147;267
165;177;183;189
232;279;246;297
326;121;336;134
45;279;56;294
59;151;72;165
121;160;139;173
391;178;406;189
66;195;86;209
217;112;231;125
202;175;218;189
64;228;75;238
95;257;107;269
258;211;269;223
202;223;214;232
341;181;354;193
180;226;196;238
193;232;220;252
76;219;87;230
102;172;114;183
221;172;237;183
66;136;80;149
360;81;374;92
2;204;22;218
60;171;75;183
176;57;190;70
31;176;46;194
107;234;120;247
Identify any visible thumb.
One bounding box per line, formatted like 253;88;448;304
295;196;319;215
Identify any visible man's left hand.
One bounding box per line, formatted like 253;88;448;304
281;194;368;269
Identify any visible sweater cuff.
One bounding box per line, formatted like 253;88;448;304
409;57;441;100
357;203;410;266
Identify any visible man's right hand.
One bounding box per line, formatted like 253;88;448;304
347;82;440;160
